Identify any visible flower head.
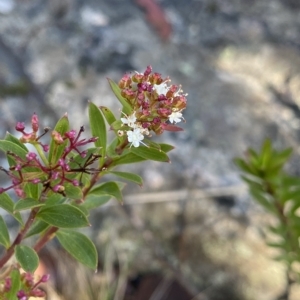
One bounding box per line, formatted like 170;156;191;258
117;66;187;147
127;128;146;148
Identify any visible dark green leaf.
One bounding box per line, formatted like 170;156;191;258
37;204;89;228
25;220;50;238
82;195;111;210
131;146;170;162
0;140;28;159
14;198;44;212
88;102;106;166
15;245;39;273
159;143;175;153
100;106;117;125
0;215;10;248
107;78;132;115
250;188;276;214
24;182;42;201
48;114;69;165
109;171;143;186
111;152;146;167
56;229;97;269
89;181;123;203
44;193;66;207
5;132;28;151
261;139;272;168
0;193;23;225
64;184;83;200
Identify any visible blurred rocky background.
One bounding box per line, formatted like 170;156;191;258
1;0;300;299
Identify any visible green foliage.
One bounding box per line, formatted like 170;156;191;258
0;68;183;295
235;139;300;273
15;245;39;273
0;216;10;249
56;229;98;270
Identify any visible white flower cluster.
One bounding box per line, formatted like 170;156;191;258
121;112;148;148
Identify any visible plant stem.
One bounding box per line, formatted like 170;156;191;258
34;227;58;253
0;208;39;269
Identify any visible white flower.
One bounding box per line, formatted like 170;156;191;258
153;82;169;95
127;128;146;147
168;111;183;124
121;112;137;128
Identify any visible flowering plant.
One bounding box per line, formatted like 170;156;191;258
0;66;187;299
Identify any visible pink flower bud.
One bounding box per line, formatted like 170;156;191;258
4;277;11;292
26;152;37;161
41;274;50;283
51;131;64;145
65;130;76;140
144;65;152;76
31;113;39;133
15;122;25;132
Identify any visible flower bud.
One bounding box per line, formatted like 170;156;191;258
52;131;64;145
31;113;39;133
15;122;25;132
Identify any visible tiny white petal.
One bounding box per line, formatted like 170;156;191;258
127;128;145;147
153;83;169;95
121;112;137;128
169;111;183;124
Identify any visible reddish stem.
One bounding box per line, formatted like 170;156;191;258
0;208;39;269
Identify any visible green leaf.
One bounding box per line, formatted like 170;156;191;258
261;139;272;168
24;182;42;201
89;181;123;203
109;171;143;186
6;269;20;299
111;152;146;167
5;132;28;151
82;195;111;210
56;229;97;269
131;146;170;162
15;245;39;273
14;198;44;212
250;188;276;214
0;215;10;248
159;143;175;153
100;106;117;125
64;184;83;200
270;148;293;170
37;204;90;228
88;102;107;166
48;114;69;165
107;78;132;115
0;193;23;225
25;220;49;238
0;140;28;159
234;158;258;176
44;193;66;207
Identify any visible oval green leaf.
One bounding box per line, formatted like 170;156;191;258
15;245;39;273
0;193;23;225
14;198;44;212
0;140;28;159
37;204;89;228
56;229;97;269
5;132;28;151
89;181;122;203
83;195;111;210
0;215;10;248
109;171;143;186
25;219;50;238
107;78;132;115
100;106;117;125
131;146;170;162
88;102;106;165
